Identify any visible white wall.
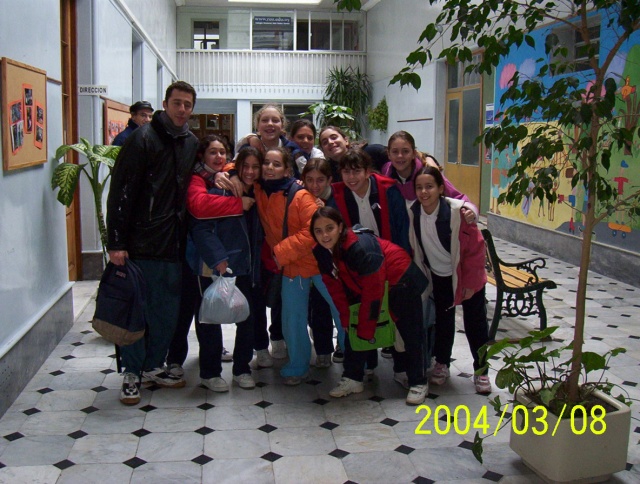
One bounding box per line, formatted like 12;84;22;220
365;0;446;158
0;0;71;353
76;0;178;256
123;0;177;73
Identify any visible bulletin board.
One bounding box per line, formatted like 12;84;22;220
1;57;48;171
103;98;130;145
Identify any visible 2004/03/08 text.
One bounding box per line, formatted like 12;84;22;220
414;404;607;437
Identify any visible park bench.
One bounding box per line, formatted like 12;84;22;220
481;229;557;340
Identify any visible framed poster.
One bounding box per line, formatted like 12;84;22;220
1;58;47;171
103;98;130;145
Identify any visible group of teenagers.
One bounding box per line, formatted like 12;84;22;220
166;102;491;406
110;90;491;407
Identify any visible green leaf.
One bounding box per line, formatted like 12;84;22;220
472;432;484;463
51;162;83;207
581;352;606;374
525;34;535;48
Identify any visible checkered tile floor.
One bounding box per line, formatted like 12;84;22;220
0;234;639;483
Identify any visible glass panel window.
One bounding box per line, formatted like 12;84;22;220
193;21;220;50
549;16;600;73
447;98;460;164
253;12;294;50
310;12;331;50
252;103;313;134
461;88;481;166
297;18;309;50
332;18;342;50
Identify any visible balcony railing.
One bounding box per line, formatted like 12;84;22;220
176;49;367;97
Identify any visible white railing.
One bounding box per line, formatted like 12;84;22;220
176;49;367;96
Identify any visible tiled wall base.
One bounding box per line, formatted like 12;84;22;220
487;213;640;288
0;288;74;417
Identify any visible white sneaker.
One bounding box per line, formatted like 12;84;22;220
329;377;364;398
474;375;492;394
233;373;256;389
142;368;186;388
256;349;274;368
120;372;140;405
364;368;374;381
201;376;229;392
165;363;184;378
429;363;450;386
406;384;429;405
271;339;287;359
315;354;332;368
394;372;409;389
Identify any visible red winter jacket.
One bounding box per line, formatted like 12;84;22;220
314;229;411;341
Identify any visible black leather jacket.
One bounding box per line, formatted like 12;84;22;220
107;111;198;261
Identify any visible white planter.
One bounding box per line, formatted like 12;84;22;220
509;388;630;483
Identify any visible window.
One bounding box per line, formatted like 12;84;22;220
446;54;482;167
548;17;600;73
193;21;220;50
252;103;313;132
253;14;294;50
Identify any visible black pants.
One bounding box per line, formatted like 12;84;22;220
343;263;428;387
253;268;283;351
308;284;336;355
430;273;489;372
167;266;254;378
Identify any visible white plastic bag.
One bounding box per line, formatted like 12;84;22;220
199;276;250;324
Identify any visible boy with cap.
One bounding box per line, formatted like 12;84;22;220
112;100;154;146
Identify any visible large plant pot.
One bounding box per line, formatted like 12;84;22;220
510;388;630;483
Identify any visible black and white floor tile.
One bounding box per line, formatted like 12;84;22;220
0;235;639;483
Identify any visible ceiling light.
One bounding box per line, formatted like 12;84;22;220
229;0;322;4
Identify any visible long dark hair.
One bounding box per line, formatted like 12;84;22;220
235;146;263;185
311;206;348;257
197;134;230;161
413;165;445;192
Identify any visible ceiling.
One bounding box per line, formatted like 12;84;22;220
177;0;373;10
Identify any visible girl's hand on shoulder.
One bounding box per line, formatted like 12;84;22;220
242;196;255;211
461;207;476;224
315;197;325;208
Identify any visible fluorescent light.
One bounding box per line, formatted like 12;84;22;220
229;0;321;4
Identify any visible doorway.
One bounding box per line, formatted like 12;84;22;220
61;0;80;280
444;55;483;208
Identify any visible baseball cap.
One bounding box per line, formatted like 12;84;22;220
130;101;153;114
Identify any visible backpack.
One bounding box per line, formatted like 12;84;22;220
91;259;147;346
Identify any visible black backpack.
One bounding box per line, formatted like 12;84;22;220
91;259;147;346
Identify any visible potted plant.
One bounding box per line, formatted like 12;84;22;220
335;0;639;481
51;138;120;267
367;97;388;133
477;327;631;482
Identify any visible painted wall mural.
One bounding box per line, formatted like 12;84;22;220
490;13;640;254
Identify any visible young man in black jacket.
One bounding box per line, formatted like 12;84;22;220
107;81;198;405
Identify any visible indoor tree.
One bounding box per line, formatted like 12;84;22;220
335;0;640;404
313;65;371;137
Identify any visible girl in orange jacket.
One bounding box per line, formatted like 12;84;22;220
253;147;341;385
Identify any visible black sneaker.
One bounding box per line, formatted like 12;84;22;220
332;344;344;363
120;372;140;405
381;346;393;359
142;368;186;388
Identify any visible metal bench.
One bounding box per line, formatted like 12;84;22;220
481;229;557;340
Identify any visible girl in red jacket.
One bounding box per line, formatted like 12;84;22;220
311;207;430;405
408;166;492;394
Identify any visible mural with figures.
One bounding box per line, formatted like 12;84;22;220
490;12;640;254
